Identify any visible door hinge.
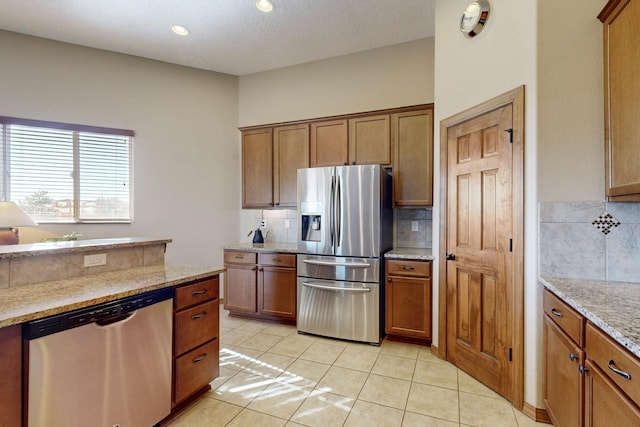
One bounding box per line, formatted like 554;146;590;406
509;348;513;362
505;128;513;143
509;238;513;252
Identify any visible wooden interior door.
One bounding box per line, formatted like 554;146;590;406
445;103;514;400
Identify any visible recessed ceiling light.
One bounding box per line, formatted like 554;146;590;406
171;25;190;36
256;0;273;13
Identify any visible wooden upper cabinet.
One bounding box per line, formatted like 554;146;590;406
599;0;640;200
310;119;348;167
392;109;434;207
273;124;309;207
348;115;391;166
242;128;273;208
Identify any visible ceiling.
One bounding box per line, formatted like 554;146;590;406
0;0;435;76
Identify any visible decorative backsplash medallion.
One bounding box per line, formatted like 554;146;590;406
592;212;621;235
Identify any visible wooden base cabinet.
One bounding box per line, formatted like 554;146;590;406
224;250;296;324
0;325;21;427
585;360;640;427
385;259;432;343
543;288;640;426
172;276;220;408
543;315;584;427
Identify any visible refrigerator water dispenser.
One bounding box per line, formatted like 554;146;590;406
301;215;322;242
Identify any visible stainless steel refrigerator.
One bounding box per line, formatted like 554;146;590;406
296;164;392;345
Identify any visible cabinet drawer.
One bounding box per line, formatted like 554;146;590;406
175;339;219;404
586;322;640;404
386;259;431;278
543;289;585;346
175;277;219;310
224;251;257;265
175;300;219;356
259;252;296;268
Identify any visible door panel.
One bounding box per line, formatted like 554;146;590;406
446;104;513;400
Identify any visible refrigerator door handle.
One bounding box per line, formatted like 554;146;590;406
302;281;371;293
329;175;336;249
336;174;342;248
302;259;371;268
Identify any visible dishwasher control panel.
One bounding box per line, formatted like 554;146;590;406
23;286;174;340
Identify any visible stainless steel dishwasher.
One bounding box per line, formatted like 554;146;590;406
23;287;174;427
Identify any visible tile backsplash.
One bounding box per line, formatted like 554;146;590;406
539;201;640;282
245;208;433;249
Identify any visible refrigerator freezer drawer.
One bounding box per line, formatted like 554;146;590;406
297;254;380;283
296;277;380;344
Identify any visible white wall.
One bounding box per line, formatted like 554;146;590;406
434;0;539;406
434;0;606;408
237;38;435;242
537;1;604;201
0;31;240;268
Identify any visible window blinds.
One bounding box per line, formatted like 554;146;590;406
0;117;133;223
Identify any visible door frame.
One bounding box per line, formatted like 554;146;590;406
437;86;525;409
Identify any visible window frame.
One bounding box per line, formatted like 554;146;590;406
0;116;134;224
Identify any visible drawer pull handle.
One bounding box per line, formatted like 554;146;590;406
569;352;578;362
608;360;632;380
551;308;563;318
192;289;208;296
235;256;244;259
401;266;415;271
191;311;208;320
192;353;208;364
272;258;282;262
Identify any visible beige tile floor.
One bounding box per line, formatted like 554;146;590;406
168;307;551;427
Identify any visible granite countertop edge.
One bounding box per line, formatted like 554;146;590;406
540;276;640;359
223;244;435;260
385;248;434;260
0;263;225;328
0;237;172;260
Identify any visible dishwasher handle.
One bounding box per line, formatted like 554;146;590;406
96;311;135;326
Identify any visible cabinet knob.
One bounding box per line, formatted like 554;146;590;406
259;267;264;271
578;364;588;375
569;352;577;362
387;277;392;283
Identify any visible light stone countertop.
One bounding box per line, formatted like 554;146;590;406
223;242;299;253
540;277;640;358
0;263;224;328
385;248;434;260
0;237;172;259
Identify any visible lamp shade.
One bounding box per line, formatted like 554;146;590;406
0;201;38;228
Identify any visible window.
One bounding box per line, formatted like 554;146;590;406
0;117;133;223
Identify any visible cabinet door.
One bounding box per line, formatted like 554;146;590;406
543;314;584;427
385;275;431;339
585;359;640;427
600;0;640;200
392;109;433;207
0;325;21;427
258;265;296;319
274;124;309;207
348;115;391;166
224;264;257;313
242;128;273;208
310;119;348;167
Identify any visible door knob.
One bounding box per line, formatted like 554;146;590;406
446;253;456;261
